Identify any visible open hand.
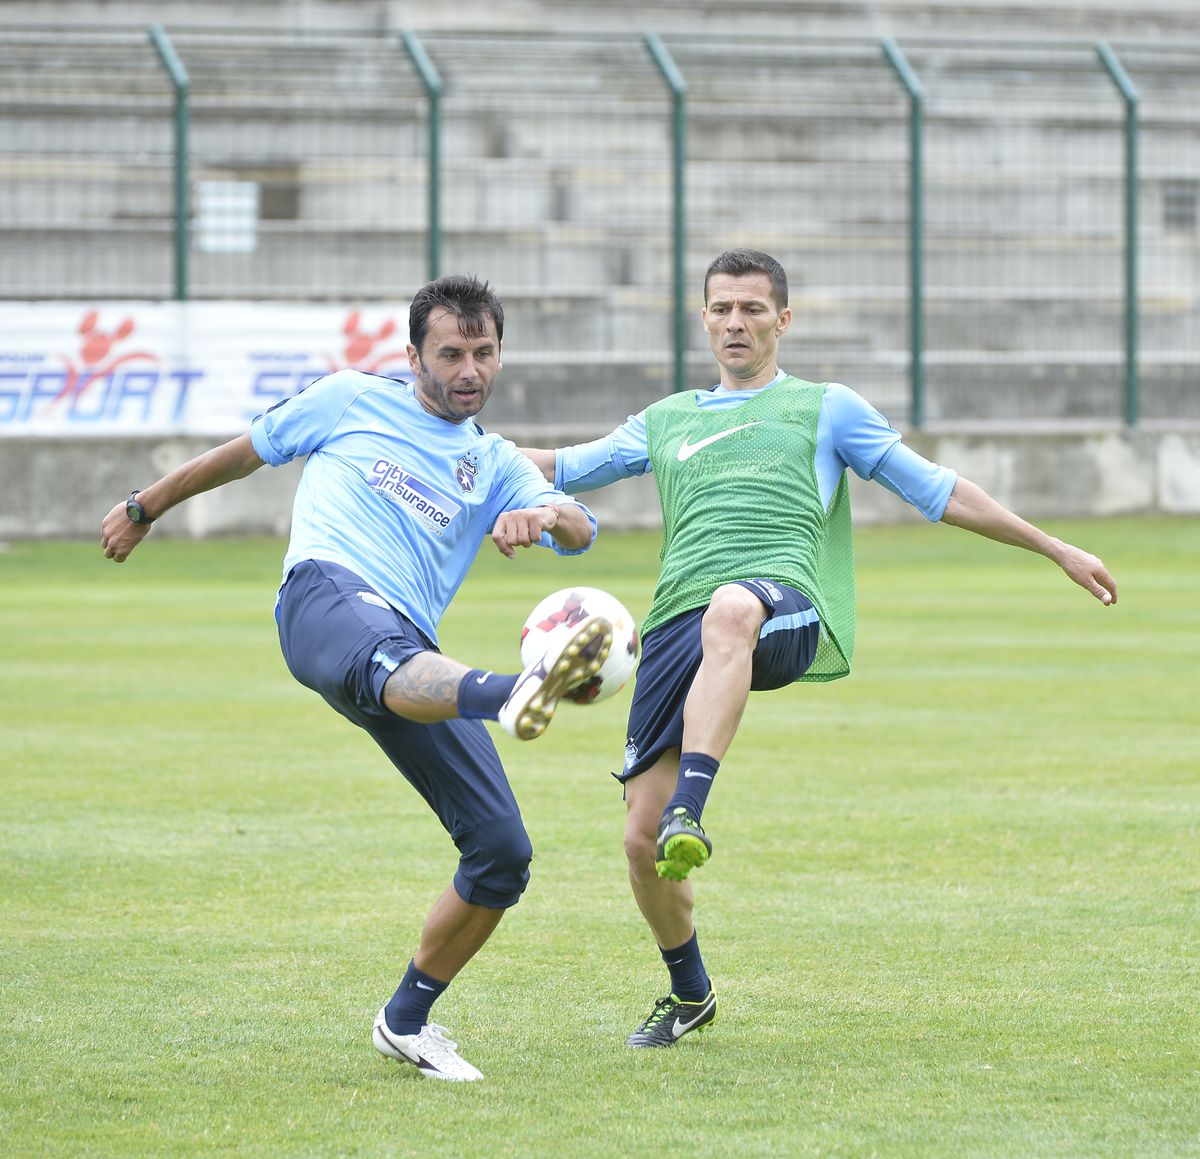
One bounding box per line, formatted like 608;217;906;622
1058;544;1117;606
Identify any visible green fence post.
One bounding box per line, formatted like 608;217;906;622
401;30;443;282
882;38;925;428
1096;41;1140;426
148;24;189;301
644;32;687;394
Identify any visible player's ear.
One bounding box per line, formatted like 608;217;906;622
775;308;792;336
406;343;421;374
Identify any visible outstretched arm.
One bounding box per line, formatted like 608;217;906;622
519;414;651;493
940;476;1117;606
100;433;267;563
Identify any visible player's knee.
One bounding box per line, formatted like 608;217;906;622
702;584;764;648
623;812;658;872
623;822;648;864
456;814;533;908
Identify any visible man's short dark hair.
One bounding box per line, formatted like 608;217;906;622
703;249;789;310
409;274;505;353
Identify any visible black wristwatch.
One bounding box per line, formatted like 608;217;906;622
125;490;155;525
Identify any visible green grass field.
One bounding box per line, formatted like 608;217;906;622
2;518;1198;1158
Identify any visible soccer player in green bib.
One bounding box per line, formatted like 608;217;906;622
524;249;1117;1049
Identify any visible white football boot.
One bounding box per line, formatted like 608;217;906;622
498;614;612;740
372;1008;484;1082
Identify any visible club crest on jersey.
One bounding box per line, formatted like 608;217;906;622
455;453;479;494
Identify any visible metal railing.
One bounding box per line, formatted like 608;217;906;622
0;25;1196;426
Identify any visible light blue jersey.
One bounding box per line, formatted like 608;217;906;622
556;372;957;521
251;370;596;644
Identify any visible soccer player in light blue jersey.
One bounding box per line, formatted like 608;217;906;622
523;249;1118;1050
101;275;614;1081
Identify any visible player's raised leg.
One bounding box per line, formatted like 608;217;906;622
498;614;612;739
380;615;613;741
654;584;764;880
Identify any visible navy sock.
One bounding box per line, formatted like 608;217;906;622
660;931;710;1002
664;751;721;822
456;669;519;720
384;960;449;1035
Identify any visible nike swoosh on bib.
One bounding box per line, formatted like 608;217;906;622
676;421;763;462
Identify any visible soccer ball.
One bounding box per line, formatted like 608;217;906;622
520;586;640;704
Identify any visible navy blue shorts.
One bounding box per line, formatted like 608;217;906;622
619;579;820;782
276;559;531;909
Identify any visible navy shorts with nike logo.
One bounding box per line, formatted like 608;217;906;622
276;559;531;908
618;579;820;783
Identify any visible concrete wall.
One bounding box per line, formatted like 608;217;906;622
5;426;1198;545
9;0;1200;41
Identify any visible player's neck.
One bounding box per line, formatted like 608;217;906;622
719;366;780;392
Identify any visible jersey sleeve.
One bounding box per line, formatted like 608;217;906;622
249;370;360;466
823;382;903;479
872;442;958;521
824;382;956;522
555;411;652;492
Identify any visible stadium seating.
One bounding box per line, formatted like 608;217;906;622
0;2;1196;423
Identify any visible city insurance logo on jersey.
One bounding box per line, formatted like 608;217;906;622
0;303;412;435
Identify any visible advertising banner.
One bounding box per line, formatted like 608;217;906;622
0;301;413;437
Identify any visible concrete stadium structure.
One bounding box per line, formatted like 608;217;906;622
1;0;1197;538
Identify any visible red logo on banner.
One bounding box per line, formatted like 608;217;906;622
54;311;159;405
339;311;409;374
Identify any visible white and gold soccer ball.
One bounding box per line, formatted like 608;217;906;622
520;586;640;704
